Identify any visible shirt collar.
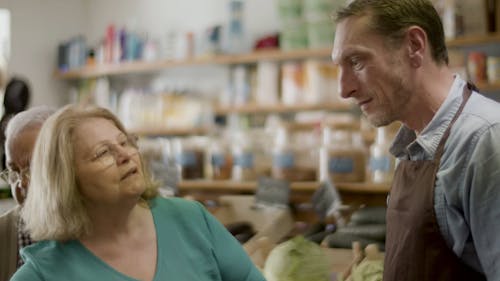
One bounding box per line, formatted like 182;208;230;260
390;75;467;159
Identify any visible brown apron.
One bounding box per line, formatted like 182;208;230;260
383;83;486;281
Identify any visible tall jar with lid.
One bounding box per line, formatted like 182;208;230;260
206;132;232;180
231;130;256;181
172;137;206;180
368;126;396;183
322;124;366;183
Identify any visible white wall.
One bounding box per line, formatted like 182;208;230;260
0;0;282;107
85;0;280;47
84;0;282;103
0;0;87;107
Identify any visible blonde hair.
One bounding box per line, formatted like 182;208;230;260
22;104;158;241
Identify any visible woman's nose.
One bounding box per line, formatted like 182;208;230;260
113;145;132;165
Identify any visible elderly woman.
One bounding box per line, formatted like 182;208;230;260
11;105;264;281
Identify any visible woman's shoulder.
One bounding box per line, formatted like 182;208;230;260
150;196;203;211
149;196;208;223
20;240;66;261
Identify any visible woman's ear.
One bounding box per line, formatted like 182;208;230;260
406;26;427;68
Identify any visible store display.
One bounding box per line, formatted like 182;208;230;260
51;3;500;243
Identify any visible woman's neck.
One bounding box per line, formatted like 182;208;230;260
81;201;149;244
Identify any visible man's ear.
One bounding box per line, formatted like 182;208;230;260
406;26;427;68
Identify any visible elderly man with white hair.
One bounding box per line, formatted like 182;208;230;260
0;106;54;281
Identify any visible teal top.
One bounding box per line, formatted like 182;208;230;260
10;197;265;281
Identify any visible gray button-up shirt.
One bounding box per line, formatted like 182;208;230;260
390;76;500;280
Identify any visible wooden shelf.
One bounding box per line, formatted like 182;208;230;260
214;102;353;115
446;33;500;48
128;127;208;136
55;48;332;80
178;180;391;194
476;81;500;92
55;34;500;80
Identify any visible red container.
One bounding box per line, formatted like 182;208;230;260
468;52;487;83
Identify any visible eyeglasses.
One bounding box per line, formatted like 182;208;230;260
0;167;30;187
88;134;139;169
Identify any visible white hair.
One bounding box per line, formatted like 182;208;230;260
4;106;56;157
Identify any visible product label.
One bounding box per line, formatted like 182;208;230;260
175;151;197;167
328;157;354;174
273;153;295;168
211;154;226;167
369;156;391;172
233;153;254;168
255;177;290;208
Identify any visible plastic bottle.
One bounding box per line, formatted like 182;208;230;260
271;126;295;180
231;130;255;181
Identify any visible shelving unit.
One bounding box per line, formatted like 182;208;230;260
214;102;353;115
477;81;500;92
178;180;391;208
178;180;390;194
56;33;498;208
55;47;332;80
446;33;500;48
128;126;208;137
54;34;500;81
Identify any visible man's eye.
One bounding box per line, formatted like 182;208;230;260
350;57;363;70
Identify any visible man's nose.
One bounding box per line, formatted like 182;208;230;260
338;67;357;99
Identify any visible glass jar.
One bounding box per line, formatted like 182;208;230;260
291;129;318;181
322;125;366;183
368;127;396;183
231;130;256;181
172;137;206;180
207;134;232;180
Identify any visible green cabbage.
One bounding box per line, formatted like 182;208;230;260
264;236;331;281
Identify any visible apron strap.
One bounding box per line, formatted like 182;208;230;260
434;82;474;161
